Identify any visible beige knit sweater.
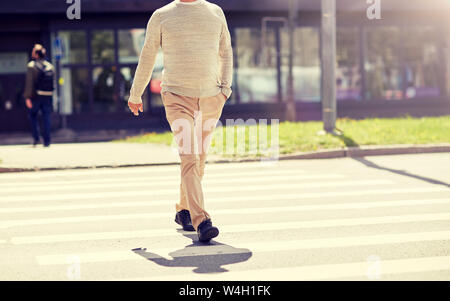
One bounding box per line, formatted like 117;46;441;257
128;0;233;104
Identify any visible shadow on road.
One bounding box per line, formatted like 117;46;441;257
351;156;450;188
328;129;449;187
132;230;252;274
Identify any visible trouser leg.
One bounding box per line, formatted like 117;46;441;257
178;153;206;213
179;153;210;229
179;92;226;217
197;92;227;179
28;99;40;143
161;91;211;230
41;96;52;146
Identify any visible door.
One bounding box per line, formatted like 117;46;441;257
0;51;30;132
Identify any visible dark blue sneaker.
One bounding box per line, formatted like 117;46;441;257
175;209;195;231
197;219;219;242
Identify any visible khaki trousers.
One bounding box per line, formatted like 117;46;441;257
161;91;227;230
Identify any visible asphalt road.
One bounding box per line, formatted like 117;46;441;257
0;153;449;280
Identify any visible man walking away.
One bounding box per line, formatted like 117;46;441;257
24;44;55;147
127;0;233;243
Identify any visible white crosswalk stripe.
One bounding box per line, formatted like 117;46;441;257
35;230;450;265
115;256;450;281
0;161;288;180
1;159;449;280
0;173;345;193
0;169;307;188
1;196;449;214
8;212;450;244
2;199;450;229
0;179;395;202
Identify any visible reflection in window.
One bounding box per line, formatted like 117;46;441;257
402;27;441;99
0;82;3;110
235;27;278;103
58;31;87;64
61;68;89;114
281;27;321;102
447;32;450;97
149;50;164;107
119;29;146;63
91;30;115;64
365;27;403;100
119;66;137;112
337;28;361;100
93;66;116;112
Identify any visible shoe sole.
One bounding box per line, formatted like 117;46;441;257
174;216;195;232
198;227;219;242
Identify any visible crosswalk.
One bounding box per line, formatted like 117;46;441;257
0;157;449;280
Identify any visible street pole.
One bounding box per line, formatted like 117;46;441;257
285;0;297;122
53;36;65;129
320;0;337;133
53;35;76;140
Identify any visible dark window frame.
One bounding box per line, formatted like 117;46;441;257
54;27;151;115
50;13;448;115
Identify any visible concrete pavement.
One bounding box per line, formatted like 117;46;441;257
0;142;185;170
1;140;450;172
0;153;449;280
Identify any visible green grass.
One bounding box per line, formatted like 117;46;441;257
118;131;174;145
115;115;450;158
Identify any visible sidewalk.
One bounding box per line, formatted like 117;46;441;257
0;140;449;172
0;129;163;145
0;142;186;171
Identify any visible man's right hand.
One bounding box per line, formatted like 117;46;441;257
25;99;33;109
128;101;143;116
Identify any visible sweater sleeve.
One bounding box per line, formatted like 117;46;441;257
23;62;36;100
218;9;233;99
128;11;161;104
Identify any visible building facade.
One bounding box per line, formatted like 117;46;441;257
0;0;449;132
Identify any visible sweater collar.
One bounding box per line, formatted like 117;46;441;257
175;0;205;6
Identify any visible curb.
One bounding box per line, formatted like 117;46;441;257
208;143;450;163
1;143;449;173
280;143;450;161
0;162;181;174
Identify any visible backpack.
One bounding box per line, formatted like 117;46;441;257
35;61;55;92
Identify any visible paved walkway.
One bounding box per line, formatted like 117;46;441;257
1;154;449;280
1;131;449;171
0;142;190;170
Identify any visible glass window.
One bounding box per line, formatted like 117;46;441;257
149;49;164;107
281;27;321;102
337;27;361;100
93;66;116;112
447;30;450;97
365;27;403;100
118;66;137;112
91;30;115;64
235;27;278;103
61;68;89;114
0;52;28;74
119;29;146;63
0;81;4;109
402;26;441;99
58;31;87;64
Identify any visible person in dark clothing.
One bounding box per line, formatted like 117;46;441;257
24;44;55;147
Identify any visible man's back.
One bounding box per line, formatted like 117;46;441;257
24;59;54;99
128;0;233;104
